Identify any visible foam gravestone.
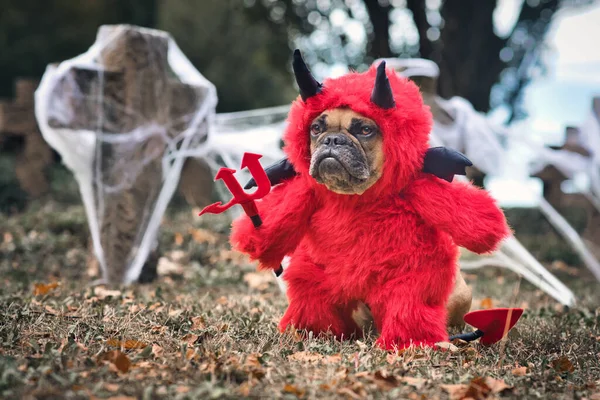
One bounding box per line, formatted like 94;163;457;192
35;25;217;284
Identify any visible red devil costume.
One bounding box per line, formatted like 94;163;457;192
231;50;510;350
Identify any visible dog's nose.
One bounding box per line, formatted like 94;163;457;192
323;134;349;147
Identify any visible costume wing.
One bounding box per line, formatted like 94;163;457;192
243;147;472;188
422;146;472;182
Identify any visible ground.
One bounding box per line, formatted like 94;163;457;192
1;167;599;399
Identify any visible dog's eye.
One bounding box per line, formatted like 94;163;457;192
361;126;373;135
310;124;322;135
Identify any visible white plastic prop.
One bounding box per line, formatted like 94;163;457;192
35;25;218;284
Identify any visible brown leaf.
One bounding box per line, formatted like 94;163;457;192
152;344;164;358
373;370;399;389
174;232;184;246
238;382;253;396
181;334;199;346
189;228;218;244
104;383;120;392
324;354;342;364
176;386;190;394
480;297;494;309
435;341;459;352
168;308;183;318
441;384;468;400
106;397;136;400
106;339;147;349
151;325;167;334
94;286;122;300
399;377;427;389
98;350;131;373
465;376;493;399
191;316;206;330
287;351;323;363
33;282;59;296
550;356;575;372
485;377;511;394
44;305;59;315
551;356;575;373
512;366;528;376
283;384;306;398
243;272;273;290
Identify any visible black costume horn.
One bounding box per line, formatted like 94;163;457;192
371;61;395;109
293;49;322;101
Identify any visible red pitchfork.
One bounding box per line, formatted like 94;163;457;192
198;152;284;276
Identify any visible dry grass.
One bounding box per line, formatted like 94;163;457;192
1;184;600;399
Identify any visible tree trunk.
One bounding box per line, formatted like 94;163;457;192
364;0;392;59
436;0;507;112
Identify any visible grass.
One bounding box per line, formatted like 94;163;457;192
1;174;600;399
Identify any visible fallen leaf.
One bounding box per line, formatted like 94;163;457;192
98;350;131;373
106;339;147;349
238;382;253;396
287;351;323;363
33;282;59;296
373;370;399;389
106;397;136;400
464;377;491;400
191;316;206;330
400;377;427;389
168;308;183;318
551;355;575;373
435;341;459;352
44;305;59;315
151;325;167;334
181;334;199;346
104;383;120;392
157;257;184;276
174;232;184;246
94;286;122;300
480;297;493;309
441;384;468;400
512;366;528;376
189;228;218;244
151;344;164;357
243;272;273;290
324;354;342;364
485;377;511;394
283;384;305;398
176;386;190;394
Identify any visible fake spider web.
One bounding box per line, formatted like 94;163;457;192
35;25;219;284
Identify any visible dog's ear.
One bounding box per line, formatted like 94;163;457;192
244;157;298;189
422;147;472;182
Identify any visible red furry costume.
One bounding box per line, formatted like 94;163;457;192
231;54;510;350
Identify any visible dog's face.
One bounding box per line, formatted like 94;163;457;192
308;108;384;195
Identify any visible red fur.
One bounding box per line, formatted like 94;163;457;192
230;64;510;350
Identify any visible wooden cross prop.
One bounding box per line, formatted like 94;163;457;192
533;97;600;254
44;25;215;283
0;78;53;197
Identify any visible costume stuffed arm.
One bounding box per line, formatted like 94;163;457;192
407;174;510;254
230;177;316;270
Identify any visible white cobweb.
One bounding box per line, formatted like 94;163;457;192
35;25;218;284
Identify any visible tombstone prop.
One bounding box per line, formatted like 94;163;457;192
35;25;217;284
0;78;53;197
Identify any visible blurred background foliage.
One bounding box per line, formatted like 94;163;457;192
0;0;595;115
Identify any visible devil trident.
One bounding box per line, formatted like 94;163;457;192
198;152;284;276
